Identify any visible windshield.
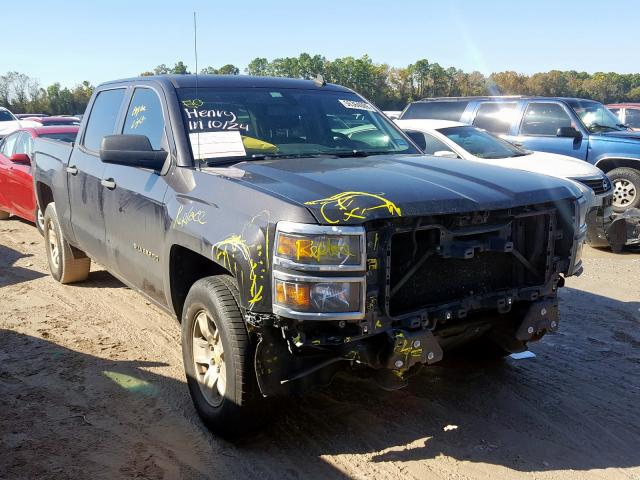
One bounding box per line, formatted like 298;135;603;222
438;126;527;159
567;99;626;133
0;110;16;122
178;87;418;163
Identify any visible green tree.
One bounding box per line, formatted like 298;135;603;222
246;58;270;76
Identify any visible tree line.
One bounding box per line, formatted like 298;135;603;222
3;54;640;114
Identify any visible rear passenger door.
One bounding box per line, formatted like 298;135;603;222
68;87;126;263
102;86;170;305
509;101;588;159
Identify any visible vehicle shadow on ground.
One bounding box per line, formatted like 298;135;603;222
0;244;45;287
2;287;639;478
0;329;352;479
79;269;127;289
242;286;640;475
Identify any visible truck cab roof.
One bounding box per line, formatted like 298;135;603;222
99;74;352;92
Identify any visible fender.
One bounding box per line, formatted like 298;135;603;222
594;155;640;172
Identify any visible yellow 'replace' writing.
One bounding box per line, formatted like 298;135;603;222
295;238;353;262
173;205;207;228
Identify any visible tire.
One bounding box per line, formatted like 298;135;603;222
181;275;262;437
608;167;640;212
0;210;9;220
35;205;45;236
43;203;91;284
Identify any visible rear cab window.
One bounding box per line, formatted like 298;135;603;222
472;102;517;135
82;88;126;152
401;101;469;121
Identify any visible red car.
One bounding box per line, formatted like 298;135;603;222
607;103;640;131
0;126;79;232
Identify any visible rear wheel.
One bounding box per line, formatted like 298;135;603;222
44;203;91;284
181;275;262;437
0;210;9;220
35;205;45;236
608;167;640;212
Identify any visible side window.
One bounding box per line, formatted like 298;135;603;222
422;133;454;155
405;130;427;150
1;132;19;156
14;132;33;155
83;88;126;152
472;102;517;134
122;88;165;149
625;109;640;128
520;102;572;136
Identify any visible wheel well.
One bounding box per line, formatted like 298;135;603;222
596;158;640;174
169;245;231;321
36;182;54;212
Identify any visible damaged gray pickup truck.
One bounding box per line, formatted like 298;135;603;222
33;75;586;435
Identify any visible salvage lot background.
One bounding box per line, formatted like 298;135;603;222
1;218;639;480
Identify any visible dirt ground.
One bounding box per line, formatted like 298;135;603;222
1;217;639;480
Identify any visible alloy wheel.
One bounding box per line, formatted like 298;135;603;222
192;310;226;407
612;179;637;208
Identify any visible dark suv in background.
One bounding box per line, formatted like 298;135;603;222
400;96;640;212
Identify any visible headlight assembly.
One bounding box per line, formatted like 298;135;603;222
274;221;365;271
272;222;367;320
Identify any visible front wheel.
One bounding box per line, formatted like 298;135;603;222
0;209;9;220
608;167;640;212
181;275;262;437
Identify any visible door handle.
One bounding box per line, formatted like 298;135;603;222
512;141;524;147
101;178;117;190
66;165;78;175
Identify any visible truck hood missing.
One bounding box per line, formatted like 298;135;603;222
233;155;581;225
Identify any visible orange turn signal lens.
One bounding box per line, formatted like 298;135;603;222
275;280;311;311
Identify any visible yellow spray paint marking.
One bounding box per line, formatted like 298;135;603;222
173;205;207;228
213;234;263;305
304;192;401;224
103;371;158;396
182;99;204;108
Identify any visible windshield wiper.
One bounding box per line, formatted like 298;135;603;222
204;153;338;166
332;150;396;158
588;122;620;132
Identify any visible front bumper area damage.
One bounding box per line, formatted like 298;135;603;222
250;201;575;397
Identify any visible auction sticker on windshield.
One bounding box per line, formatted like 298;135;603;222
189;131;246;159
338;99;376;112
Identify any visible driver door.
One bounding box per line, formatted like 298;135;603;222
508;101;588;160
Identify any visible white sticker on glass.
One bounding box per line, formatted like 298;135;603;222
338;99;376;112
189;131;246;159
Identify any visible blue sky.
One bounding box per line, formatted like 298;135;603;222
4;0;638;88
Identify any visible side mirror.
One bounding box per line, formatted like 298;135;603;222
99;134;167;170
433;150;458;158
10;153;31;164
556;126;582;139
